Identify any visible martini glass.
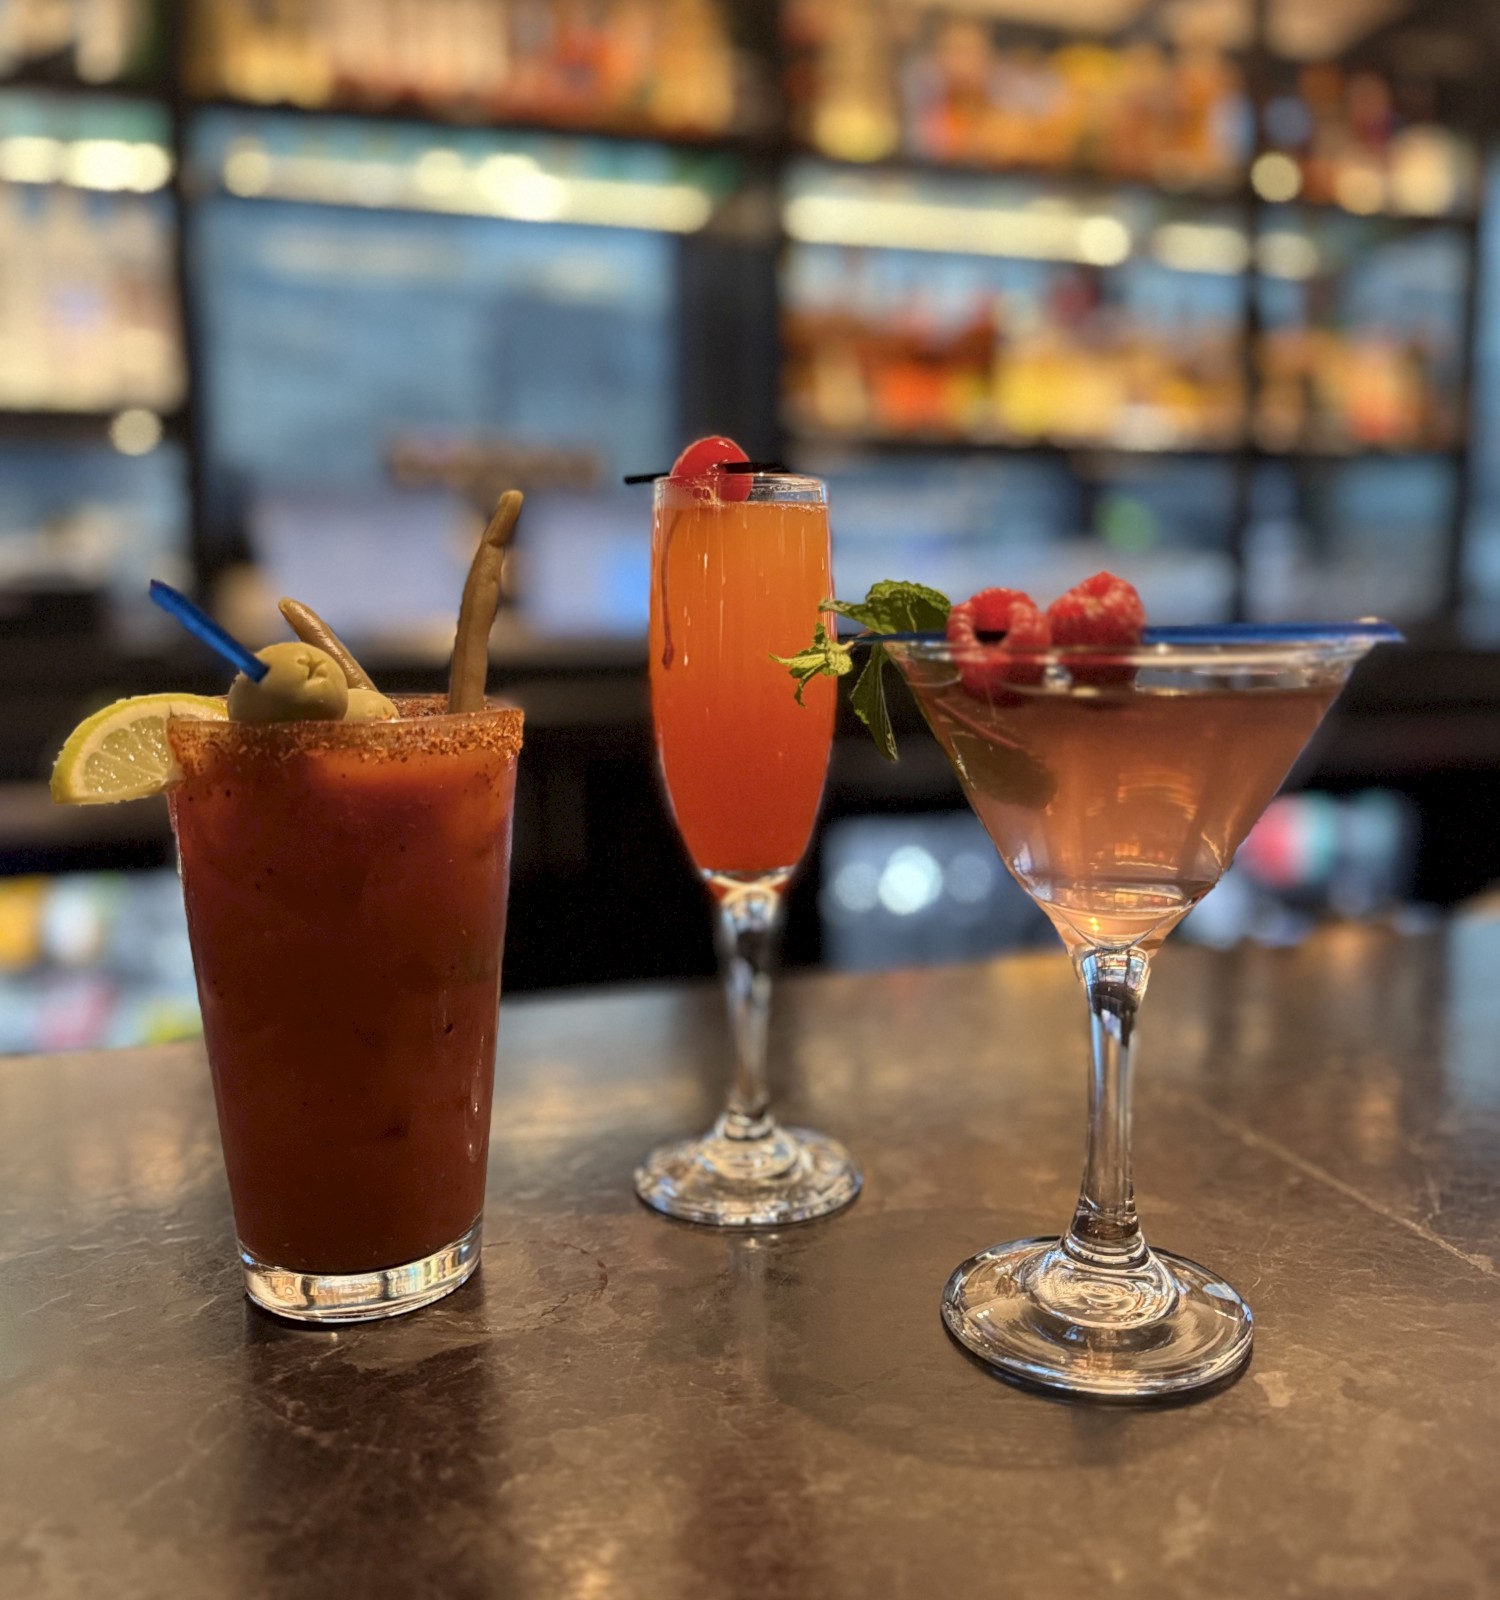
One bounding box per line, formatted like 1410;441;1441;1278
884;622;1398;1398
635;468;861;1226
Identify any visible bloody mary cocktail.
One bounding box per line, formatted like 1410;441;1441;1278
169;697;523;1321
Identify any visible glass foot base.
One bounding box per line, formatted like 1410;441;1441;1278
241;1217;482;1324
634;1122;861;1227
942;1236;1253;1399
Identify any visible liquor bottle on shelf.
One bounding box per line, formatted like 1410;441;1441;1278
186;0;747;135
0;0;153;84
1261;63;1477;217
781;258;1246;451
1254;325;1452;453
784;0;1249;188
785;0;900;163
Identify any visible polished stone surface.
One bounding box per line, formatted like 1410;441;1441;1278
3;920;1499;1598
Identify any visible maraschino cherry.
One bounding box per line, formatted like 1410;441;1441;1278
669;435;752;502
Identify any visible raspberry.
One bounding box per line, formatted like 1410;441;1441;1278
947;588;1051;699
1046;572;1145;684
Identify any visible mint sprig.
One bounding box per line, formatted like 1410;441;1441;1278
775;581;951;762
776;622;853;706
825;580;951;636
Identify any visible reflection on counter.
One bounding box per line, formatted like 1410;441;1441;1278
1443;897;1500;1113
0;869;198;1053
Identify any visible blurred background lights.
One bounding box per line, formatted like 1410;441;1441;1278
214;141;716;233
413;148;466;198
222;138;272;195
1251;151;1302;203
1257;230;1320;279
0;136;170;192
109;409;163;456
784;186;1136;266
945;852;996;905
831;860;881;915
1077;215;1131;267
878;845;946;916
1152;221;1251;275
1335;167;1385;215
0;135;63;183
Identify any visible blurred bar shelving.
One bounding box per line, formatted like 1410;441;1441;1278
3;0;1500;1042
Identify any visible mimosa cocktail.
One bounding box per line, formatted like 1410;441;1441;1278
650;479;835;872
635;439;860;1227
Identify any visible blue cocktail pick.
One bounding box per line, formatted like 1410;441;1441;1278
148;579;269;682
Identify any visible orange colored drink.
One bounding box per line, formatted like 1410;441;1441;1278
649;478;835;874
168;700;522;1289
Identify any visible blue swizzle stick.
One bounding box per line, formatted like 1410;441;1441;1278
148;580;269;682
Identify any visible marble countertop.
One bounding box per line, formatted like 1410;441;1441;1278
2;921;1498;1599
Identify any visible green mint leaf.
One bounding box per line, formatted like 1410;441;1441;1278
826;580;951;637
772;622;853;706
779;580;950;758
850;643;898;762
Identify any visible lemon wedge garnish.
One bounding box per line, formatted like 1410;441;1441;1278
50;694;227;805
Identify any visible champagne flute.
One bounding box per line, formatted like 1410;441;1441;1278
634;447;861;1226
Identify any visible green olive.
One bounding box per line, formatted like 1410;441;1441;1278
343;688;400;723
228;642;349;724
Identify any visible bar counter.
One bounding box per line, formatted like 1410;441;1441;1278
3;921;1499;1598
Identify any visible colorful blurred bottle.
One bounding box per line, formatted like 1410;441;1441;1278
187;0;746;135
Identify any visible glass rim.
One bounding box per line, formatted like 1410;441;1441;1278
167;696;524;755
653;470;825;498
880;621;1402;672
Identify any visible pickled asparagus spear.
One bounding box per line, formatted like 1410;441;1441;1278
449;490;523;714
278;598;377;691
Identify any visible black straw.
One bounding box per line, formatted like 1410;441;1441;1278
623;460;789;486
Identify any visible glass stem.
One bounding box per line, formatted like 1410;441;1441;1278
707;873;788;1142
1065;946;1153;1271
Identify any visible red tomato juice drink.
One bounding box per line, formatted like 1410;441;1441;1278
167;697;523;1323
